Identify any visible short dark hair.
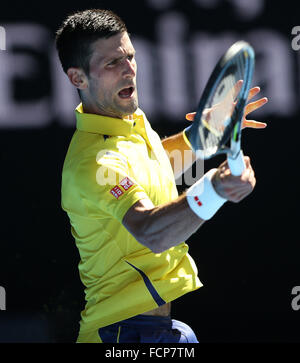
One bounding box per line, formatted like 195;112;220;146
55;9;127;75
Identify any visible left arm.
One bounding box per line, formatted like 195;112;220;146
161;132;196;180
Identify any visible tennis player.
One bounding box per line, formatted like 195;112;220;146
56;9;268;343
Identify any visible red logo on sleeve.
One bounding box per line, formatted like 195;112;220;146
194;196;202;206
110;185;124;199
119;177;134;191
110;177;135;199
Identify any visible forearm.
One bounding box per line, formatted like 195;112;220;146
161;132;196;179
141;159;256;253
144;194;206;252
123;195;205;254
123;157;256;254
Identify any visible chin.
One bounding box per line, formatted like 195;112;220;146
119;100;139;117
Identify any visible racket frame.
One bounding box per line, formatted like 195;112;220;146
186;41;255;175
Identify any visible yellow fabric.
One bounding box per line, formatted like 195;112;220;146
77;329;102;343
61;104;202;341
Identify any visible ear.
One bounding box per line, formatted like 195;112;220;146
67;68;88;90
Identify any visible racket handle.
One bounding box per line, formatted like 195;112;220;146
227;150;246;176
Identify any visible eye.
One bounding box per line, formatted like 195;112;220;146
106;58;121;68
107;59;118;67
127;54;135;62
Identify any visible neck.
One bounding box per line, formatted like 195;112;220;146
81;100;134;120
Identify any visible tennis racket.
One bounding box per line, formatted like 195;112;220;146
183;40;255;176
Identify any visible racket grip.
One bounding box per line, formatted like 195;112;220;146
227;150;246;176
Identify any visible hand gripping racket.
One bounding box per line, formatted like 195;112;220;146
183;40;255;176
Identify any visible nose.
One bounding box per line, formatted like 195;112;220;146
123;58;136;78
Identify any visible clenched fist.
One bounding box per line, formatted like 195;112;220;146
211;156;256;203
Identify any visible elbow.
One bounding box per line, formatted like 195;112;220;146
147;241;166;254
136;225;167;254
122;201;169;254
135;232;169;253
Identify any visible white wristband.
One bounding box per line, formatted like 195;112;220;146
186;169;227;220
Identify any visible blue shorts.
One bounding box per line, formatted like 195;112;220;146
98;314;198;343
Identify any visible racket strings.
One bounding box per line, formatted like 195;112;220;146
202;53;246;152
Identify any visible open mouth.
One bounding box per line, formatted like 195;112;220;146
118;86;135;99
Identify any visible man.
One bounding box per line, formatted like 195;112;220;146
56;9;267;343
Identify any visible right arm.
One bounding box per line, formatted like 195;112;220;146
122;194;205;254
122;157;256;254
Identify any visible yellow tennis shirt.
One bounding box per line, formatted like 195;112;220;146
61;103;202;336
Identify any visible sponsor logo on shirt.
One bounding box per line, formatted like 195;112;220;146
110;177;135;199
120;177;134;191
110;185;124;199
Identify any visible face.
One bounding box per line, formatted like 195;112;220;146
84;32;138;119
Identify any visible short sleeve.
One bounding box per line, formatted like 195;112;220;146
76;150;151;222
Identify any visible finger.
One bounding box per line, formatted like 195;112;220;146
185;112;196;121
218;159;229;171
242;120;267;129
232;80;243;100
241;165;256;186
240;166;251;181
247;86;261;102
243;156;251;168
244;97;268;116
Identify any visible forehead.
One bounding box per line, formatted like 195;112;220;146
90;32;135;63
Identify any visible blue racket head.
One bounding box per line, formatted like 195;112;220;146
185;40;255;159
